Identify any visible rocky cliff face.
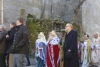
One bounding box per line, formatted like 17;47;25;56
0;0;81;28
82;0;100;38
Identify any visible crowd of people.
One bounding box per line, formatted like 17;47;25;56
0;17;30;67
35;23;79;67
35;23;100;67
78;32;100;67
2;17;99;67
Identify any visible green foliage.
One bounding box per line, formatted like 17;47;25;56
26;14;82;49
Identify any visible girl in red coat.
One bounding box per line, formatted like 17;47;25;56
46;30;60;67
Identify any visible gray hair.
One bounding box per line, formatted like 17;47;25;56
94;32;99;36
1;24;6;31
67;23;73;28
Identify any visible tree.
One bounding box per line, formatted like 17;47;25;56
71;0;86;23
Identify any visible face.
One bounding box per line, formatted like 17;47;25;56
84;35;88;40
16;20;22;26
10;24;13;29
65;24;71;32
94;33;98;39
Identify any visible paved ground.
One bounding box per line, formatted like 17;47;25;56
26;58;37;67
27;65;37;67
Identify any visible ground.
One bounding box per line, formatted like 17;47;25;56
26;58;37;67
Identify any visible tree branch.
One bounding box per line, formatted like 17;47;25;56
71;0;86;23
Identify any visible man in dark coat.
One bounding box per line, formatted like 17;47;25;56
6;22;16;67
6;22;16;53
0;24;7;67
10;17;29;67
64;23;79;67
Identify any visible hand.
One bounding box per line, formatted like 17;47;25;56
68;49;71;52
6;35;9;38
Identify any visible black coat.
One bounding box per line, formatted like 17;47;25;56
10;24;29;54
64;30;79;67
6;27;16;53
0;30;7;54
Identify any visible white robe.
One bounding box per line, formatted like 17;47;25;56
96;44;100;66
91;37;100;65
81;43;85;63
82;42;89;67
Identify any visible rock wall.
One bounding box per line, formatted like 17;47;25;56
82;0;100;38
0;0;81;29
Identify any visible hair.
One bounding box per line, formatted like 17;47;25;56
17;17;24;23
86;34;89;38
11;22;16;27
51;30;57;37
38;32;46;42
67;23;73;28
1;24;6;31
94;32;99;35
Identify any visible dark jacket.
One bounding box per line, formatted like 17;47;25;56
64;30;79;67
0;30;7;54
10;24;29;54
6;27;16;53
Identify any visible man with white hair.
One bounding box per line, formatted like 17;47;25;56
91;32;100;67
64;23;79;67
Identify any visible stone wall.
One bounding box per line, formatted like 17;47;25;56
82;0;100;38
0;0;81;29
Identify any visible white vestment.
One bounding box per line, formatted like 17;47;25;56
82;42;89;67
81;43;85;63
91;37;100;65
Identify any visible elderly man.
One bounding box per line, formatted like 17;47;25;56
91;32;100;67
64;23;79;67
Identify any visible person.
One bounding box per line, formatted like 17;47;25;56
35;32;46;67
91;32;100;67
6;22;16;67
80;41;84;64
10;17;29;67
59;36;65;67
77;41;81;65
0;24;7;67
96;40;100;67
82;35;92;67
26;54;31;66
64;23;79;67
46;30;60;67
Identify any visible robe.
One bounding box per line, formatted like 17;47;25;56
35;39;46;67
46;36;60;67
96;44;100;67
81;43;84;63
91;37;100;66
82;39;92;67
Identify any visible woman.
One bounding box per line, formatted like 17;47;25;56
46;30;60;67
0;24;7;67
35;32;46;67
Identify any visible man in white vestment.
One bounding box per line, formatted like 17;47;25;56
82;35;92;67
91;32;100;67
